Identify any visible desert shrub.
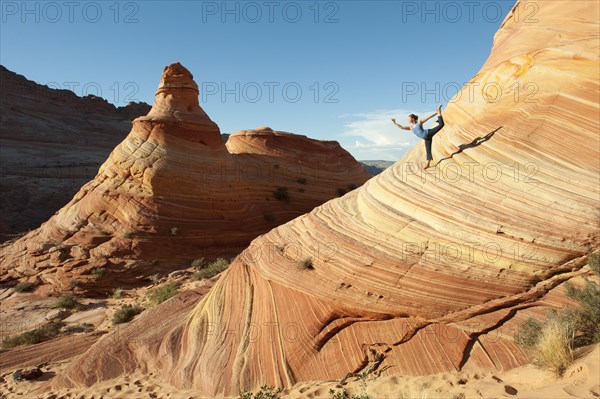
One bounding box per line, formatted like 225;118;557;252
297;257;313;270
91;267;106;277
588;253;600;274
239;385;282;399
272;187;289;202
13;282;34;293
54;292;80;310
64;323;94;333
515;317;544;349
192;258;230;280
112;304;143;324
191;257;207;270
563;266;600;346
516;313;574;376
170;227;180;236
515;253;600;375
111;287;124;299
296;177;307;184
148;283;179;306
69;279;81;289
337;188;347;196
1;320;63;348
532;316;575;376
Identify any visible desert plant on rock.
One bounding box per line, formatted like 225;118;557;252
13;282;34;293
148;283;179;306
272;187;289;202
192;258;230;280
112;304;143;324
297;257;313;270
1;321;64;349
54;292;80;310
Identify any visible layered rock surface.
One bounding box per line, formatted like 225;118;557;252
53;1;599;395
0;63;370;294
0;65;151;237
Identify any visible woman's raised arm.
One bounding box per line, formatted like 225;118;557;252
419;112;437;125
391;118;411;130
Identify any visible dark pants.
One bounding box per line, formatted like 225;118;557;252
424;115;445;161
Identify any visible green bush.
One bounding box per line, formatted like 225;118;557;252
170;227;180;236
148;283;179;306
1;321;64;349
191;257;207;270
239;385;282;399
91;267;106;277
515;253;600;375
64;323;94;333
111;287;124;299
297;257;314;270
69;279;81;289
54;292;80;310
13;282;34;293
588;253;600;275
564;280;600;346
515;317;544;349
272;187;289;202
192;258;230;280
112;304;143;324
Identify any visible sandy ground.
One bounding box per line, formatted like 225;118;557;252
0;345;597;399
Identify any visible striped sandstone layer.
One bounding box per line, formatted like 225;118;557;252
53;1;599;395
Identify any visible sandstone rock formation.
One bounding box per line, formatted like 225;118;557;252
52;0;599;395
0;65;151;238
0;63;370;294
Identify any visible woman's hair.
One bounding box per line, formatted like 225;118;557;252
408;114;418;121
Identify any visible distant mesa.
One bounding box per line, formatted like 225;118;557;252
0;65;152;236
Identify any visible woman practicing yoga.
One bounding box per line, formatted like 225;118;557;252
392;105;445;169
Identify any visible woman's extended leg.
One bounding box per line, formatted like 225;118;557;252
426;115;445;138
424;138;433;161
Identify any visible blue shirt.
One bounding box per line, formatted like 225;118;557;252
411;123;428;139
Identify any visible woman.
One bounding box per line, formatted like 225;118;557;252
392;105;444;169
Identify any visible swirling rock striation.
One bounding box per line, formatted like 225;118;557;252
53;1;599;395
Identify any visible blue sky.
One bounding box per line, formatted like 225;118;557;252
0;0;516;160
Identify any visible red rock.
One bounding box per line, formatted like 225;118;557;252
51;1;599;395
0;63;370;294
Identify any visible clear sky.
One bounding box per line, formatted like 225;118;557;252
0;0;516;160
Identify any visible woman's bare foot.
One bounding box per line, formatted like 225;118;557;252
437;105;443;115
